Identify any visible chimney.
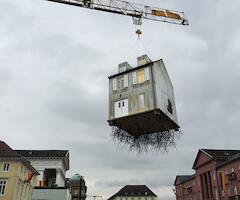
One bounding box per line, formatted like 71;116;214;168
137;55;151;66
118;62;132;73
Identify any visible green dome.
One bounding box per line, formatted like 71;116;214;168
70;174;82;182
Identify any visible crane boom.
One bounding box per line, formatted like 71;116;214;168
45;0;188;25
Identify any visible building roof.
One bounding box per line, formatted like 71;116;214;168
0;141;20;157
192;149;240;169
202;149;240;160
108;185;157;200
108;58;165;79
216;152;240;169
0;141;39;175
16;150;68;158
16;150;70;171
174;175;195;186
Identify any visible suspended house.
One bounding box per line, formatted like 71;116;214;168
108;55;179;137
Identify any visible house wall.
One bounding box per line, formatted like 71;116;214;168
0;160;37;200
152;60;178;124
28;159;66;187
109;65;155;120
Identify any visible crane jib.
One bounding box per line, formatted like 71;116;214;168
45;0;188;25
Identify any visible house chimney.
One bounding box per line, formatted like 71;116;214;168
118;62;132;73
137;55;151;66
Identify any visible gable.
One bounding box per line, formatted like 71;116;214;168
192;150;213;169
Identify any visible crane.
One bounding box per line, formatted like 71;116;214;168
45;0;188;37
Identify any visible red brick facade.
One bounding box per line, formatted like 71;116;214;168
174;149;240;200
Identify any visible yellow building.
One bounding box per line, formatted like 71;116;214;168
0;141;39;200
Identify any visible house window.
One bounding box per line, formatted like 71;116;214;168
113;75;128;91
138;93;146;109
116;76;124;89
3;163;10;172
133;67;150;85
137;69;145;83
0;180;7;196
167;99;173;114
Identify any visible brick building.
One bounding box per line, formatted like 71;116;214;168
174;149;240;200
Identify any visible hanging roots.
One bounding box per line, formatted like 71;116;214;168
111;126;182;153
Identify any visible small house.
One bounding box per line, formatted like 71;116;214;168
108;55;179;136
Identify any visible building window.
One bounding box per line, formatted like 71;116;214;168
167;99;173;114
137;69;145;83
117;76;125;89
138;93;146;109
3;163;10;172
133;67;150;85
113;75;128;91
0;180;7;196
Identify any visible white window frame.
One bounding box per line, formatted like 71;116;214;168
132;71;137;85
144;67;150;81
114;75;128;90
138;93;146;109
2;163;10;172
123;74;128;88
132;67;150;85
112;78;117;91
0;179;7;196
117;76;124;90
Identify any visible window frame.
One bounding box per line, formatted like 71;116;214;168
137;68;145;84
2;163;10;172
133;67;150;85
138;93;146;109
0;179;7;196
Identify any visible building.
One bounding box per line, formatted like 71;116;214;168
108;55;179;136
16;150;69;187
69;174;87;200
174;149;240;200
16;150;70;200
0;141;39;200
107;185;158;200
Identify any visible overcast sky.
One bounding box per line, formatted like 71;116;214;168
1;0;240;199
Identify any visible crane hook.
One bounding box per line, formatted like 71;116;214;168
136;29;142;38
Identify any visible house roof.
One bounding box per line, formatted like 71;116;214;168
192;149;240;169
0;141;39;175
16;150;68;158
216;152;240;169
16;150;70;171
174;175;195;186
108;185;157;200
202;149;240;160
0;141;20;157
